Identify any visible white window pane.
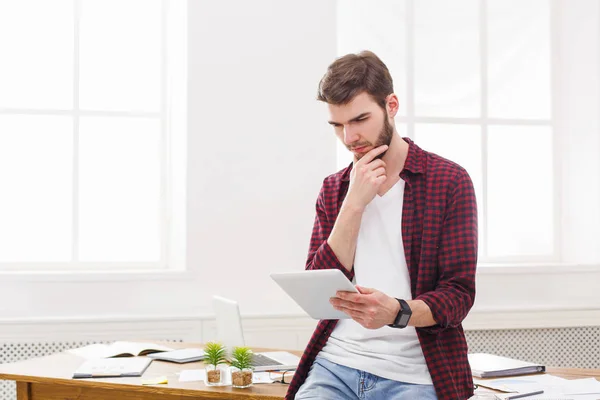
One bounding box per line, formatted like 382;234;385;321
337;0;407;116
414;124;484;256
414;0;480;117
79;0;161;112
487;126;553;257
0;1;73;109
0;116;72;262
488;0;551;119
79;117;161;262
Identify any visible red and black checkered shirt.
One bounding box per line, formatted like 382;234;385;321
286;137;478;400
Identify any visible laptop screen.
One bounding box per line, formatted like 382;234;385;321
212;295;246;355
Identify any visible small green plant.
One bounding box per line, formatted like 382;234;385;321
229;346;254;370
203;342;227;366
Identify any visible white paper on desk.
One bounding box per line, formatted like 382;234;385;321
527;395;600;400
469;392;598;400
523;376;600;397
179;369;207;382
517;395;598;400
499;393;598;400
562;378;600;395
474;375;600;400
474;375;567;392
68;344;112;359
179;369;274;384
569;395;600;400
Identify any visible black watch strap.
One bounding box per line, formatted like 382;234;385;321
388;298;412;329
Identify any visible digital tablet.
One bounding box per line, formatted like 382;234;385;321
270;269;358;320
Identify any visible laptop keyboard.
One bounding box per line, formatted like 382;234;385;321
252;353;283;367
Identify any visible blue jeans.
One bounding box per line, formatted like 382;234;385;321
295;356;438;400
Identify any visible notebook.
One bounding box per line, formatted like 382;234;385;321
468;353;545;378
72;357;152;378
147;348;206;363
68;341;174;359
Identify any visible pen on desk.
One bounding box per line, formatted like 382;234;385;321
495;390;544;400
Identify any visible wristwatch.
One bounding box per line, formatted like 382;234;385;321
388;298;412;328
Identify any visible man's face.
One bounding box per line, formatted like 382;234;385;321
327;92;393;161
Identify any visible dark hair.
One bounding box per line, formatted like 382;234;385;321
317;50;394;109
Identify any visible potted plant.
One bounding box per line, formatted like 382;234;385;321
229;346;254;388
203;342;227;386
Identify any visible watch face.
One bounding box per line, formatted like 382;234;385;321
399;314;410;326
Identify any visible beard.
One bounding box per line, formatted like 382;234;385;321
351;113;394;161
373;115;394;159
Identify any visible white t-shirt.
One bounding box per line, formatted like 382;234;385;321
319;179;433;384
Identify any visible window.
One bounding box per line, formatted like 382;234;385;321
337;0;554;263
0;0;186;270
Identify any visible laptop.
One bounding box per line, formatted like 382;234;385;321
212;296;300;372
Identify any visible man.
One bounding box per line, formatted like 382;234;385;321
287;51;478;400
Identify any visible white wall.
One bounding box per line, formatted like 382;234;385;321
0;0;599;339
558;0;600;264
185;0;338;315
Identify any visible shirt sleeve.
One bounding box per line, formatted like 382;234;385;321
416;169;478;334
305;180;353;281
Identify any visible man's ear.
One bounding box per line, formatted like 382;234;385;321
386;93;400;118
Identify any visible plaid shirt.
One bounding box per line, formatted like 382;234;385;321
286;138;478;400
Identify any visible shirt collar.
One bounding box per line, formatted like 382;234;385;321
341;137;424;182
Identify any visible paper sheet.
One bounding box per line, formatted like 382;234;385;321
473;374;600;400
68;344;113;359
562;378;600;395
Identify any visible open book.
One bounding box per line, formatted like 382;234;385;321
468;353;545;378
68;341;174;359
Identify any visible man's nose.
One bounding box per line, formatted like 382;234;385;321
343;125;359;145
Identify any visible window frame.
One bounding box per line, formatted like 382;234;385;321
0;0;186;272
336;0;558;264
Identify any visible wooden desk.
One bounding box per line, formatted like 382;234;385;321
1;342;598;400
0;342;301;400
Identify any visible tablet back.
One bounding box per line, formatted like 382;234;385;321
270;269;358;320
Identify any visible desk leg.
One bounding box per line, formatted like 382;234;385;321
16;382;32;400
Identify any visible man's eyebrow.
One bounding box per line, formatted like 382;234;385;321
328;112;371;126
